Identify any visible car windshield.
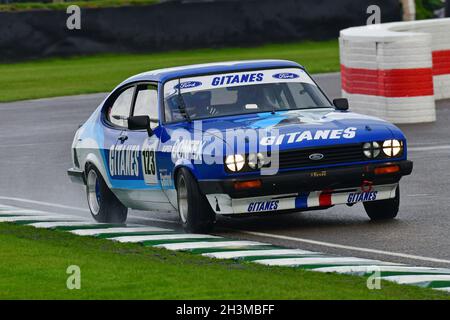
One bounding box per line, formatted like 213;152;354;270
164;68;333;122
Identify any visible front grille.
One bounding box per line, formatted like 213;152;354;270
277;143;366;169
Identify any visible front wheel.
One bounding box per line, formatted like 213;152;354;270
86;165;128;223
364;185;400;221
176;168;216;233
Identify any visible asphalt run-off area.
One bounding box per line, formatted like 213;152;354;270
0;73;449;269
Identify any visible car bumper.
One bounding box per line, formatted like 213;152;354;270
67;167;85;185
198;160;412;215
205;183;398;215
198;160;412;198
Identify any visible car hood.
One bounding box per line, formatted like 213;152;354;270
195;109;403;151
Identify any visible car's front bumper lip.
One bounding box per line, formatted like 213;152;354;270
205;183;398;215
198;160;413;198
67;167;85;185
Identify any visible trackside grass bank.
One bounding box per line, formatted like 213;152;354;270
0;223;448;299
0;41;339;102
0;0;159;12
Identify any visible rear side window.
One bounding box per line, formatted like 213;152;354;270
108;87;135;127
133;84;159;129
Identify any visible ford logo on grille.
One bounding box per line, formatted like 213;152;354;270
309;153;324;161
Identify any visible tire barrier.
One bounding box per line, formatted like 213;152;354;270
340;18;450;124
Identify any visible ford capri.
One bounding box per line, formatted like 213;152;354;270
68;60;413;232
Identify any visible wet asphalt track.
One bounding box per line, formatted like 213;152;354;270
0;73;449;268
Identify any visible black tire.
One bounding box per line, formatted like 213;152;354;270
176;168;216;233
363;185;400;221
85;165;128;223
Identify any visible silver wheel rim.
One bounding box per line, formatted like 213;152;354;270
87;169;101;216
177;176;188;224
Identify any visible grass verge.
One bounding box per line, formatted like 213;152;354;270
0;0;159;12
0;40;339;102
0;223;448;299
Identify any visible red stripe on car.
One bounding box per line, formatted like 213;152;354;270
319;191;333;207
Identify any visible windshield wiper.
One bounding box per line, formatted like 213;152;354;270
294;106;333;110
177;78;192;122
299;106;333;110
271;104;276;115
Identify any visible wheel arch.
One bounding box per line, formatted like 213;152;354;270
173;162;198;190
83;152;111;188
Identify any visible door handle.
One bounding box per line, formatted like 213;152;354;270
118;135;128;143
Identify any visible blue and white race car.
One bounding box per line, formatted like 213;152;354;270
68;60;413;232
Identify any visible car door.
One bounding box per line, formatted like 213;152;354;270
114;83;173;211
104;85;135;190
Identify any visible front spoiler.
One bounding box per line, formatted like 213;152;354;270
198;160;413;199
205;183;398;215
67;168;85;185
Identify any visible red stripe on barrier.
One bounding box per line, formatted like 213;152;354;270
341;65;434;97
319;192;332;207
432;50;450;76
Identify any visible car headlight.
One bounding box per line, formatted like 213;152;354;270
363;142;381;159
225;154;245;172
382;139;402;157
248;153;267;169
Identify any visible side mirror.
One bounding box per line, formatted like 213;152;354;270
128;115;153;136
333;98;349;111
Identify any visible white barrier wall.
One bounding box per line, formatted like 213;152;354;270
340;18;450;123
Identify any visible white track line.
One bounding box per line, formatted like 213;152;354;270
313;265;450;275
70;226;171;236
203;249;318;259
29;221;107;228
0;196;90;212
0;205;17;210
111;234;221;243
240;230;450;265
381;274;450;285
2;197;450;266
435;287;450;292
254;257;396;267
0;196;177;224
0;209;49;215
156;241;267;251
0;215;83;222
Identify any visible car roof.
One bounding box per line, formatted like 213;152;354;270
121;59;304;85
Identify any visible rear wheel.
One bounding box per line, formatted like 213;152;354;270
176;168;215;233
364;185;399;220
86;165;128;223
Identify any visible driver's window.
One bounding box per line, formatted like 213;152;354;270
286;82;316;107
133;84;159;129
108;86;135;127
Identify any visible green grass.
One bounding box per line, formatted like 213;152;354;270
0;223;448;299
0;0;159;12
0;40;339;102
415;0;445;20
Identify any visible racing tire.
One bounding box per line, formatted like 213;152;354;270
176;168;216;233
85;165;128;223
363;185;399;221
